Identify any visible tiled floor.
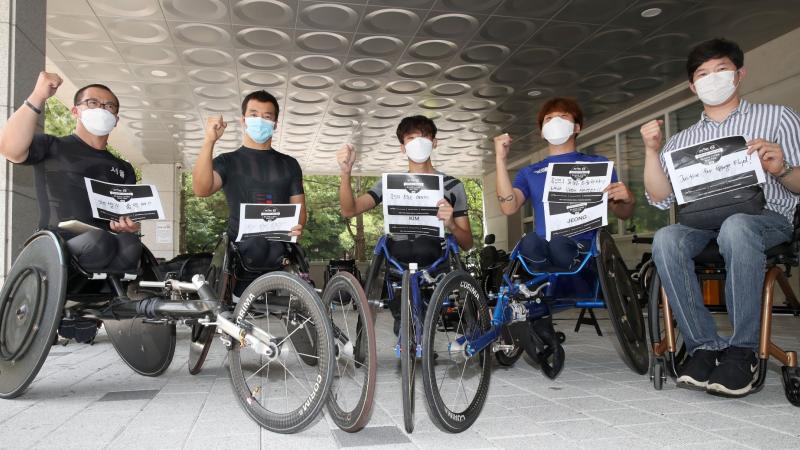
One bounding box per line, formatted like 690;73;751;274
1;310;798;449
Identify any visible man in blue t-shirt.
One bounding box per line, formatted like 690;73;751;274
494;97;635;272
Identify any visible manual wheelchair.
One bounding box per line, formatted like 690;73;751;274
0;229;338;434
647;208;800;406
190;233;377;432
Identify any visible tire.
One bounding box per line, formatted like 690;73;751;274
228;272;335;434
364;253;387;305
495;346;523;366
323;272;377;433
647;271;686;377
653;360;664;390
189;235;231;375
422;270;492;433
400;270;416;433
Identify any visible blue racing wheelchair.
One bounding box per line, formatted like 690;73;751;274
419;228;648;429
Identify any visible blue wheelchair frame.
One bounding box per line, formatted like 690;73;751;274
372;234;460;358
463;233;603;357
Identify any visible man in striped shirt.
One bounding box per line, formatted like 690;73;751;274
642;38;800;398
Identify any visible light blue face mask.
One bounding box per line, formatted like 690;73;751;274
245;117;275;144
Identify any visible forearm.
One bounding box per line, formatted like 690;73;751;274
0;98;42;163
192;139;216;196
610;198;635;220
495;158;522;215
339;172;357;218
448;220;473;250
643;151;672;202
776;168;800;194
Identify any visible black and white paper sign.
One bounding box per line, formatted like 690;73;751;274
664;135;765;205
382;173;444;237
236;203;300;243
544;162;614;203
84;178;165;222
544;200;607;240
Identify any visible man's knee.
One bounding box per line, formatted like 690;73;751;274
112;232;143;270
67;230;117;270
652;225;685;258
717;214;760;251
519;233;549;264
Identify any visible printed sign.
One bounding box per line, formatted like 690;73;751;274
544;200;607;240
84;178;165;221
544;162;614;203
235;203;300;243
382;173;444;237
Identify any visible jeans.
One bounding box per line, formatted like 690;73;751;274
652;211;793;354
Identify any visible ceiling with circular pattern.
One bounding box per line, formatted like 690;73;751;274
46;0;800;175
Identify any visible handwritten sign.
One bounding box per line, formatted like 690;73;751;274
664;135;766;204
382;173;444;237
544;162;613;203
84;178;165;221
235;203;300;243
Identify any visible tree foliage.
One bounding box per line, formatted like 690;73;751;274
181;173;228;253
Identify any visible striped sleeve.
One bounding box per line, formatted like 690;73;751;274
645;135;678;210
778;106;800;167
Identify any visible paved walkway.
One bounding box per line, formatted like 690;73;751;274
1;310;799;449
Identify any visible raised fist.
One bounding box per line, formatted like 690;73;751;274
30;71;63;105
640;119;664;153
337;143;356;174
494;133;512;160
205;115;226;142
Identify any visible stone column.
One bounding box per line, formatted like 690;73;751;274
138;163;181;260
0;0;46;282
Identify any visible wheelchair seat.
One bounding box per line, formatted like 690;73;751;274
386;235;445;268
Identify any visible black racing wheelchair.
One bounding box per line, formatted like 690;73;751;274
0;229;339;434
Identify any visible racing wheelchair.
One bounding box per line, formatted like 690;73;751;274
0;229;337;434
647;208;800;405
189;234;377;432
415;228;649;433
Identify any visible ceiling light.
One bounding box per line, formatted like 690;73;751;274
150;69;168;77
527;90;542;97
641;7;662;18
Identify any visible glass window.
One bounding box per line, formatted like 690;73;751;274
583;137;619;234
620;127;669;234
668;101;704;136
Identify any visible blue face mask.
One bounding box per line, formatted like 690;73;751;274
245;117;275;144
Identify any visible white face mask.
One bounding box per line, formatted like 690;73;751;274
694;70;738;106
541;116;575;146
404;137;433;163
79;108;117;136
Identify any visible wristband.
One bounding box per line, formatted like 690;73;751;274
24;99;42;115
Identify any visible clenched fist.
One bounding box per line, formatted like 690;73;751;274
337;143;356;174
494;133;512;161
204;115;226;143
640;119;664;153
30;71;63;106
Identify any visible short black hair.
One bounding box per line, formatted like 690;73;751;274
241;90;280;120
396;115;437;144
686;38;744;81
73;84;119;108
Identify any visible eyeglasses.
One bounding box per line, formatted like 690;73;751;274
76;98;119;114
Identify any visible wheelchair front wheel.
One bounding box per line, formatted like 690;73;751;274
400;270;416;433
422;270;492;433
228;272;335;434
323;272;377;432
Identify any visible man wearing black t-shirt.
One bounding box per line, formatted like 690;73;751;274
192;90;305;290
0;71;142;272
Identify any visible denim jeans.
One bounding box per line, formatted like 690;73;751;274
652;211;793;354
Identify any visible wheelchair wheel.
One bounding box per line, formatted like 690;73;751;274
363;253;386;305
422;270;492;433
647;270;686;378
494;324;523;367
400;270;416;433
525;317;565;380
323;272;377;433
0;232;68;399
782;366;800;407
228;271;335;434
189;235;231;375
596;230;650;375
106;263;176;377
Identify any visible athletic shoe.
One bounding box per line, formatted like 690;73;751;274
706;346;758;398
676;349;721;390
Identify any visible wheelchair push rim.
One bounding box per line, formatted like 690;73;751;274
0;232;68;399
596;230;650;375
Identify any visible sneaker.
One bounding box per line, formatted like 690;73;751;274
706;347;758;398
676;349;721;390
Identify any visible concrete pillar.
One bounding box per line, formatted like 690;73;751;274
0;0;46;282
138;164;181;260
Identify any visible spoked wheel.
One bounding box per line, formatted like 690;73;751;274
422;270;492;433
228;272;335;434
494;325;523;367
647;271;686;378
323;272;377;433
0;232;68;399
107;262;176;377
525;317;565;380
596;230;650;375
400;270;416;434
189;235;230;375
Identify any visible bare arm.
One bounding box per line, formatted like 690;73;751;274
640;120;673;203
337;143;377;218
192;115;225;197
290;193;307;226
450;215;473;250
0;72;63;163
494;134;526;215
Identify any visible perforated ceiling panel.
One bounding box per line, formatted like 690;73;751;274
45;0;800;175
